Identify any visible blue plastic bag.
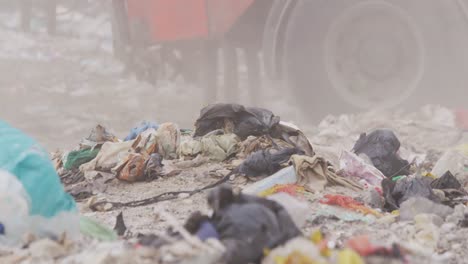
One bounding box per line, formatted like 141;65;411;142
0;120;76;218
124;121;159;141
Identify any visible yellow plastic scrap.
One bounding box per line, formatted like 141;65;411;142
259;184;306;198
391;210;400;216
310;230;331;257
274;251;324;264
310;230;323;244
422;172;437;179
337;249;364;264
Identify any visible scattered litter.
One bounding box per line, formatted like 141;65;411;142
239;148;302;177
320;194;382;217
113;212;127;236
431;170;462;190
266;192;310;228
291;155;363;192
124;121;159;141
310;206;377;224
382;176;439;211
7;98;468;262
242;166;297;195
259;184;307;198
64;148;100;170
82;125;118;147
352;129;410;177
79;141;133;173
144;153;164;180
208;185;301;264
194;103;280;139
399;197;454;221
261;237;325;264
80;216;118;242
431;149;468;183
115;153;147;182
339;150;386;188
345;235;404;260
154;122;181;160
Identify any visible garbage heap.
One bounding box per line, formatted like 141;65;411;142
2;104;468;264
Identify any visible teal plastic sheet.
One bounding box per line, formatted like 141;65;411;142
0;120;76;217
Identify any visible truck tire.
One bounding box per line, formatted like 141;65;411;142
283;0;468;120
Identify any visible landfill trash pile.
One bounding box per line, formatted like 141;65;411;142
2;103;468;264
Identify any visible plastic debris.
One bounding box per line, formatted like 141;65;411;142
320;194;382;217
242;166;297;195
339;150;386;188
179;133;240;162
113;212;127;236
0;120;76;218
80;216;118;242
80;141;133;173
83;124;118;146
431;170;462;190
431;149;468;183
267;192;310;228
124;121;159;141
208;185;301;264
352;129;410;177
292;155;363;192
311;206;377;224
144;153;164;180
64;148;100;170
239;148;302;177
382;176;439;211
194;103;280;139
193;104;314;155
346;235;405;260
399;197;454;221
261;237;325;264
115;153;147;182
337;249;364;264
259;184;307;198
155;122;181;160
184;211;219;241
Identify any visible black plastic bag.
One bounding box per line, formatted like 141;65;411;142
144;153;164;180
353;129;410;177
238;148;303;177
194;103;280;139
431;170;462;190
382;176;439;212
208;185;301;264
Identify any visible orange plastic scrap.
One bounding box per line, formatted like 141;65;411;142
260;184;306;197
346;235;407;262
319;194;382;217
346;235;375;256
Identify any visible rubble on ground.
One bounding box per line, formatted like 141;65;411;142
2;103;468;264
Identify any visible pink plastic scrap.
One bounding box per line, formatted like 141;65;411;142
339;151;386;189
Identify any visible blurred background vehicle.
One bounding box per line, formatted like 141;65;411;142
112;0;468;119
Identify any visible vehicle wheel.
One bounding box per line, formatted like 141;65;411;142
284;0;468;120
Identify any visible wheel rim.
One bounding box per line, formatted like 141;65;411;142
324;0;425;109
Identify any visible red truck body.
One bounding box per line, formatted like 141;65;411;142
125;0;254;42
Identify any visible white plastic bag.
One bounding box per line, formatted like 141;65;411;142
0;170;80;245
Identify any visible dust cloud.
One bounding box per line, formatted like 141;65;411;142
1;0;468;151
